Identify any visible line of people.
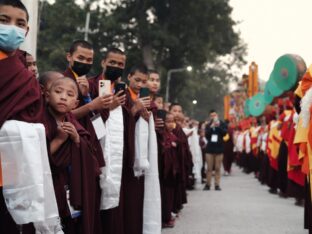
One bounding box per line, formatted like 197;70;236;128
230;87;312;233
0;1;205;234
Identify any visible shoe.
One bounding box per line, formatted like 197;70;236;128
268;188;277;194
278;191;287;198
203;185;210;190
215;185;221;191
295;199;304;207
162;219;175;228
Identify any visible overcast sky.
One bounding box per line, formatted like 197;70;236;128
229;0;312;81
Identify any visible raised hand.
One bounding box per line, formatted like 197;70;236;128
76;75;89;96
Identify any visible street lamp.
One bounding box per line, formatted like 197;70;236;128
192;99;197;105
165;66;193;102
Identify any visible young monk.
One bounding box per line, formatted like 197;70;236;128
160;112;178;228
88;47;127;234
0;1;47;233
26;52;39;78
45;77;102;234
64;40;113;119
169;103;193;213
0;0;43;127
63;42;113;234
122;64;151;234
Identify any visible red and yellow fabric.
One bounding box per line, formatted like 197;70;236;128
287;117;305;186
301;64;312;96
250;126;260;156
295;82;303;98
279;110;293;143
267;120;281;170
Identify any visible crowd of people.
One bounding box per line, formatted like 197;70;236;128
0;1;209;234
222;81;312;233
4;1;312;234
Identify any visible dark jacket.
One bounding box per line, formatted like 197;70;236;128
205;121;227;154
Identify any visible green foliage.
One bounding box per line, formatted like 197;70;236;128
37;0;86;72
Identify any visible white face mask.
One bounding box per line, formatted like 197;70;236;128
0;24;26;52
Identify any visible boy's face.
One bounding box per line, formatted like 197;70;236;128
47;79;79;114
210;112;218;121
147;72;160;94
67;45;94;67
26;54;38;78
165;113;175;131
155;97;163;109
128;71;148;94
102;52;126;70
170;105;182;118
0;5;28;31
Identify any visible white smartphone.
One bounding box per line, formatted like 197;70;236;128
99;80;111;97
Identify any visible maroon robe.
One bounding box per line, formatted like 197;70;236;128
160;130;178;223
88;76;143;234
45;110;101;234
223;128;234;174
63;68;105;168
121;89;145;234
0;51;44;127
0;51;44;234
172;125;192;212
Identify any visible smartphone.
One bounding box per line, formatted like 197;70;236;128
157;109;167;121
115;82;126;95
99;80;111;97
139;87;150;98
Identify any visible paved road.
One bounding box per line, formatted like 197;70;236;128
162;165;307;234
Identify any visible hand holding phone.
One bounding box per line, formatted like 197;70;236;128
115;82;126;96
157;109;167;121
139;87;150;98
99;80;111;97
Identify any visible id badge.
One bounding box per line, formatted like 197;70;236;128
91;114;106;140
65;186;81;219
211;134;218;143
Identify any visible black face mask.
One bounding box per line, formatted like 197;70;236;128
71;61;92;76
104;66;124;81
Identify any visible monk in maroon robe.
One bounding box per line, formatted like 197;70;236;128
170;103;192;213
0;2;44;233
44;78;101;234
160;113;179;228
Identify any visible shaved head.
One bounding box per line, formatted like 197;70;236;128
38;71;63;91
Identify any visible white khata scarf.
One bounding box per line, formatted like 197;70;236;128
0;120;62;234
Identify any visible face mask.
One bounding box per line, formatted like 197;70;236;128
0;24;26;52
104;66;123;81
71;61;92;76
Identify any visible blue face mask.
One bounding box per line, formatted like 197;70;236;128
0;24;26;52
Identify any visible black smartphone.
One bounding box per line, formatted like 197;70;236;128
157;109;167;121
115;82;126;95
139;87;150;98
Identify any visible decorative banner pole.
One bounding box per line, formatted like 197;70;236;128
248;62;258;97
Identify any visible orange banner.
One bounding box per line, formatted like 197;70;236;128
224;95;230;120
